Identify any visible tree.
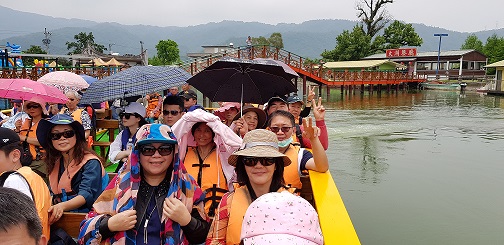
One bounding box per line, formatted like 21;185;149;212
22;45;46;66
66;32;106;55
483;34;504;74
252;36;269;46
321;25;372;61
250;33;284;49
268;32;284;49
356;0;394;38
461;34;484;53
150;39;180;66
380;20;423;51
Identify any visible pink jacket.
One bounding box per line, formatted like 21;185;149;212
172;109;243;191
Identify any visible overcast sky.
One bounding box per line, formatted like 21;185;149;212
3;0;502;33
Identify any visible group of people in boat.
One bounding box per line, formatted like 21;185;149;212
0;83;328;244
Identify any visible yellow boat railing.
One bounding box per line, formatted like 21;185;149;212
309;170;361;245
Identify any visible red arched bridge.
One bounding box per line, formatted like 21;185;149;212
1;45;426;95
181;45;426;95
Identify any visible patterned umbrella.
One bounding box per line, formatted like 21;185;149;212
38;71;89;93
0;78;68;103
80;66;191;104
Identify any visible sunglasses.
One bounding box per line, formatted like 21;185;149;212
163;110;180;116
68;98;76;101
119;113;138;120
139;144;174;156
26;104;41;109
242;156;277;167
269;126;292;133
50;130;76;140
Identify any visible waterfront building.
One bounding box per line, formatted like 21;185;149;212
362;50;487;80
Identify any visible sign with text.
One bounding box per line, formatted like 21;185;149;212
386;48;417;57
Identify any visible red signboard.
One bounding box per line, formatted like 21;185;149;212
386;48;417;57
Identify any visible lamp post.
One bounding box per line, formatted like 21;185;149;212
434;33;448;79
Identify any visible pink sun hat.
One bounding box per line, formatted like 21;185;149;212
240;191;323;245
213;102;241;120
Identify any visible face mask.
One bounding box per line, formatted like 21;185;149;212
278;137;293;148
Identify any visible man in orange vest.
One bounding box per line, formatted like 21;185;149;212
0;128;51;239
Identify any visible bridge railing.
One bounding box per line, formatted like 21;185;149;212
181;45;426;84
0;67;120;80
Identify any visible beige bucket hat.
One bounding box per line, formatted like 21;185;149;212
228;129;291;167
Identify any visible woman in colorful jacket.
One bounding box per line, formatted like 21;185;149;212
79;124;210;244
206;129;292;245
36;114;107;224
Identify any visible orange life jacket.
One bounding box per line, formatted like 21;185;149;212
0;167;51;239
226;186;295;245
19;119;45;161
184;147;228;217
49;153;105;203
283;144;303;189
60;108;84;124
146;95;161;118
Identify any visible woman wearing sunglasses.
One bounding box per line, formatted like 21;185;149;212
79;124;210;245
109;102;148;172
206;129;293;245
267;110;328;189
17;97;49;180
36;114;108;224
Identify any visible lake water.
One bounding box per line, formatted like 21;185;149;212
323;89;504;244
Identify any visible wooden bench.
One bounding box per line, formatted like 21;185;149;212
96;109;112;119
52;212;87;238
92;119;119;159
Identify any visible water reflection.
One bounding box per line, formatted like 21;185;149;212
322;89;504;245
353;136;388;184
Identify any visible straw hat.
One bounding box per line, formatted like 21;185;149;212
228;129;290;167
232;105;267;129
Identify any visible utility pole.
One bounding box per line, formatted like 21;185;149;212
434;33;448;80
140;41;147;65
42;28;52;54
108;43;115;55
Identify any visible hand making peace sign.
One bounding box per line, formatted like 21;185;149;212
312;97;326;121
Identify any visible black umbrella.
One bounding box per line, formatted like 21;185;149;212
186;57;297;104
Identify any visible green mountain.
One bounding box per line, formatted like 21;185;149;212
1;5;503;60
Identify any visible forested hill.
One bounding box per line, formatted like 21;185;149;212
1;5;503;59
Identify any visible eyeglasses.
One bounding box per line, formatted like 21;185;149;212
163;110;180;116
184;98;191;102
139;144;174;156
242;157;277;167
50;130;76;140
269;126;292;133
26;104;41;109
119;113;138;120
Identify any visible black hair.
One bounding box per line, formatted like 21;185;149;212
267;110;295;128
0;143;32;167
191;122;216;139
0;187;43;242
235;156;285;201
163;96;184;112
44;123;102;173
